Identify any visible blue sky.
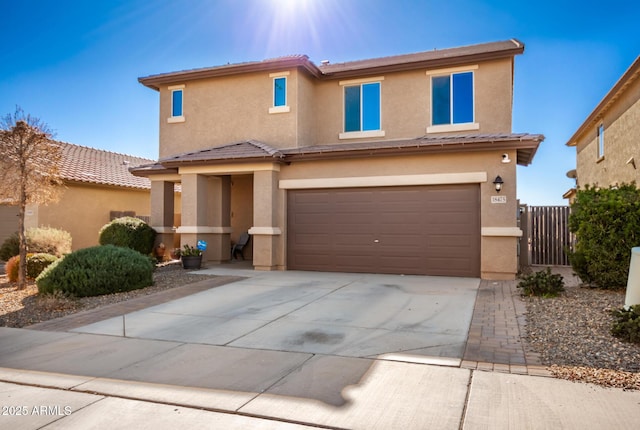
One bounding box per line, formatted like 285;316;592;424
2;0;639;206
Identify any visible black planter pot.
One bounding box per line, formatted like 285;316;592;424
181;255;202;269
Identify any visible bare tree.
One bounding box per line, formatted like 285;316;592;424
0;107;64;289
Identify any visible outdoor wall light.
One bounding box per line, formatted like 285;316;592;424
493;175;504;193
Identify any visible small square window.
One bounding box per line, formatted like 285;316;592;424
597;124;605;158
171;89;183;117
344;82;381;132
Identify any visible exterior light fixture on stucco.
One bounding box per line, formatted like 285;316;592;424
493;175;504;193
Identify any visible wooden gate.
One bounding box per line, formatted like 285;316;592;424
519;205;573;267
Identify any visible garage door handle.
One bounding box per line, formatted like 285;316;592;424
374;239;380;243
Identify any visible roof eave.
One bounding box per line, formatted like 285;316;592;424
566;55;640;147
320;46;525;80
160;156;287;169
139;57;321;90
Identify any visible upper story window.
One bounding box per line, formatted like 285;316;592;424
167;84;185;123
597;123;605;159
427;66;479;133
339;77;385;139
269;71;290;114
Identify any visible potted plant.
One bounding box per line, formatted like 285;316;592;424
180;244;202;269
170;248;181;260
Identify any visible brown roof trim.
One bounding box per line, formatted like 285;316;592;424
284;133;543;166
319;39;524;79
158;140;286;168
139;56;322;90
566;55;640;146
138;40;524;90
129;163;178;178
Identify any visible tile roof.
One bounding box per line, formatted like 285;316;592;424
283;133;543;166
139;40;524;89
129;134;543;176
159;140;285;167
59;142;153;189
319;40;524;77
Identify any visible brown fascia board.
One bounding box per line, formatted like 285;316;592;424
284;134;543;166
566;55;640;147
319;39;525;79
160;155;287;169
139;39;524;89
129;163;178;177
138;56;322;90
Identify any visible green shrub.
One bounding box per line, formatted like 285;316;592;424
611;305;640;344
517;267;565;297
0;227;71;261
0;232;19;261
5;253;60;282
568;184;640;289
99;217;157;255
36;245;154;297
26;253;58;279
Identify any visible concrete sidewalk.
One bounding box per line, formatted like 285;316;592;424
1;267;638;429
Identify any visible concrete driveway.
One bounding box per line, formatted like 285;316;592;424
71;269;480;360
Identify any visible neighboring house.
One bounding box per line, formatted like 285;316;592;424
565;56;640;200
0;142;159;250
132;39;543;280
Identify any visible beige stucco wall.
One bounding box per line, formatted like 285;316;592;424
0;205;19;249
35;183;151;250
575;75;640;187
314;58;514;144
158;57;515;158
159;70;303;158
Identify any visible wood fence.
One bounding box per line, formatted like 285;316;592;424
519;205;573;267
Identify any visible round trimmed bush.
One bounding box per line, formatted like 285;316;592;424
36;245;154;297
0;233;19;261
27;253;59;279
99;217;157;255
4;253;58;282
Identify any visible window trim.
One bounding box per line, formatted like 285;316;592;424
427;66;478;133
340;77;384;137
597;123;605;160
168;84;185;123
269;71;290;114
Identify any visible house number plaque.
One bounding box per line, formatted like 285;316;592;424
491;196;507;204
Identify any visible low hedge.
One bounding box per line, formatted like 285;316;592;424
99;217;156;255
5;253;58;282
0;227;71;260
37;245;154;297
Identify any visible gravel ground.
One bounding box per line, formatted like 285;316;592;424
523;274;640;390
0;261;217;328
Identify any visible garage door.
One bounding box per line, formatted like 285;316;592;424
287;184;480;277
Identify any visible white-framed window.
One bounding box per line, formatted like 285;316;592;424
597;123;605;159
168;84;185;123
339;76;385;139
427;66;479;133
269;71;290;114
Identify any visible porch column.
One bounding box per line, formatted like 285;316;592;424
150;180;175;256
249;169;283;270
177;174;231;263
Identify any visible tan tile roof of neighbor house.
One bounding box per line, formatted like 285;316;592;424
59;142;153;190
138;39;524;89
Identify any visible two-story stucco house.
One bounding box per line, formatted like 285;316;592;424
132;39;543;280
565;55;640;200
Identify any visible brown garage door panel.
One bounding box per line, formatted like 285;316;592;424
288;185;480;277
